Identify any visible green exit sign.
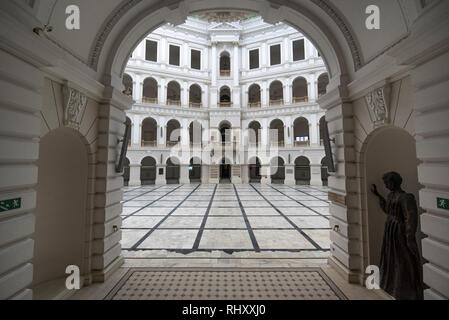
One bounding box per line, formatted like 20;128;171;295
0;198;21;213
437;198;449;211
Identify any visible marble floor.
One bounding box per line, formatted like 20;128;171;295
121;183;331;266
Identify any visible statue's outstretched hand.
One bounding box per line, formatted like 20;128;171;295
371;184;379;196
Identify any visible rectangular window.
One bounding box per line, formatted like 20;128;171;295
293;39;305;61
145;40;158;62
249;49;259;69
191;49;201;70
270;44;281;66
169;45;180;66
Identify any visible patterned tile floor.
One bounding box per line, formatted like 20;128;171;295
106;268;347;300
121;184;331;259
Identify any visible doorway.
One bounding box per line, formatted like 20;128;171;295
33;127;88;297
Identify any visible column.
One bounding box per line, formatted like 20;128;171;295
132;116;140;146
231;165;242;184
310;164;322;186
260;164;271;184
136;76;143;102
129;164;141;186
261;81;268;107
233;43;239;87
284;83;291;104
310;116;318;146
182;82;188;107
261;42;267;68
156;165;166;185
93;99;127;283
261;118;268;148
201;164;209;184
180;165;190;184
160;38;167;64
284;164;295;185
211;43;217;87
241;164;249;184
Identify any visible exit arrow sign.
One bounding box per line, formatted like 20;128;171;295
0;198;21;213
437;197;449;211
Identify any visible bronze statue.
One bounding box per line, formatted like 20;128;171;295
371;172;423;300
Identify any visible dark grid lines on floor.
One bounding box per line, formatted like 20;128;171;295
120;184;331;253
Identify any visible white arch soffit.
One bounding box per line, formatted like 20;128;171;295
99;0;347;88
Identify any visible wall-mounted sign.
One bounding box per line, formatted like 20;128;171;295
0;198;22;213
437;197;449;211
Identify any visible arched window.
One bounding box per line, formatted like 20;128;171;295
141;117;157;147
270;157;285;184
141;157;156;185
248;84;261;108
220;52;231;77
219;86;232;107
249;157;261;182
124;158;130;186
166;157;180;184
318;73;329;97
189;121;202;147
189;84;202;108
321;157;329;186
125;117;132;146
142;77;158;103
248;121;261;147
270;119;285;147
269;81;283;106
189;157;202;182
166;119;181;147
167;81;181;106
293;117;310;146
292;77;308;103
319;116;326;146
219;121;232;143
122;74;133;97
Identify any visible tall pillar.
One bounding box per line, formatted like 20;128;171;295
209;164;220;184
211;43;217;87
284;164;295;185
135;76;143;102
201;164;209;184
260;165;271;184
180;165;190;184
241;165;249;184
156;165;166;185
92;97;127;283
310;164;322;186
231;165;242;184
233;43;240;87
129;164;141;186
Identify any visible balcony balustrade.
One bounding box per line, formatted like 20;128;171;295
219;102;233;108
142;97;158;104
294;140;310;147
292;96;309;103
167;99;181;106
141;140;157;147
220;70;231;77
248;102;261;108
166;141;180;148
189;102;202;108
269;99;283;106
